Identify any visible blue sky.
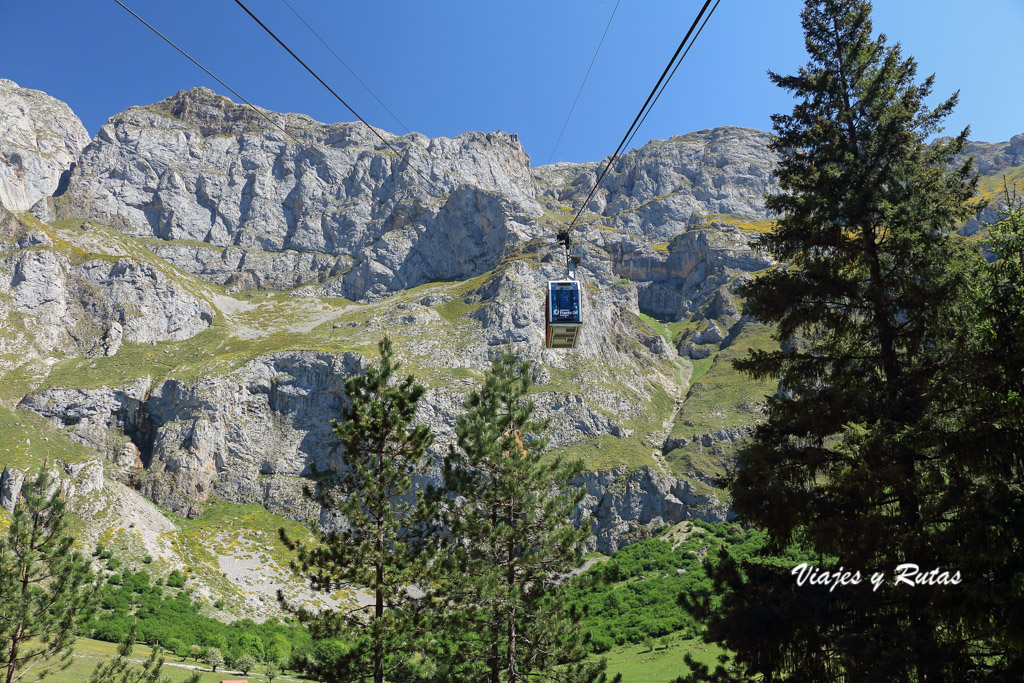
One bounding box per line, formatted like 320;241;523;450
3;1;1022;166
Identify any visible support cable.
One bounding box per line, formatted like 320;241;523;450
565;0;716;234
546;0;621;165
279;0;412;135
232;0;444;196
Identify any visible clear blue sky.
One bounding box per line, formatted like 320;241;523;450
3;1;1022;166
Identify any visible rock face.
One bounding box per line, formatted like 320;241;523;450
0;466;26;513
609;224;774;319
0;459;104;514
575;466;731;554
22;352;360;518
534;126;780;239
0;208;214;361
0;80;90;212
53;88;539;301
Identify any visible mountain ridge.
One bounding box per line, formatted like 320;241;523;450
2;80;1020;619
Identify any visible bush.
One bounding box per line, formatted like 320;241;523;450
166;570;185;588
588;633;614;654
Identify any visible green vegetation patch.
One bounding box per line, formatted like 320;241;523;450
559;521;771;679
80;565;310;673
701;212;777;234
670;320;777;441
600;637;729;683
0;406;94;471
977;165;1024;204
41;638;255;683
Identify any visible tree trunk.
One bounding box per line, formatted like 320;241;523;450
506;495;517;683
375;559;384;683
6;635;20;683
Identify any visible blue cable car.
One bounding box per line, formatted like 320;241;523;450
545;279;582;349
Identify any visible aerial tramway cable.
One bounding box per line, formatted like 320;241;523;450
230;0;445;197
278;0;412;135
546;0;622;165
563;0;715;235
545;0;719;350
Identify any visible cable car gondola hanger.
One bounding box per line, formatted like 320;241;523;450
545;229;583;349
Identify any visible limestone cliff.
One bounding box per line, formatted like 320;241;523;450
0;80;90;213
2;81;1020;605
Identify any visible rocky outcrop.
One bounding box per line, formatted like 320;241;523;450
535;127;781;240
0;458;105;514
0;80;90;213
52;88;540;301
21;345;649;523
147;242;349;291
0;466;26;513
575;466;731;554
610;224;774;319
0;240;214;358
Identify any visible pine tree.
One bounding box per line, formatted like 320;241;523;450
280;336;434;683
681;0;1001;679
88;624;193;683
934;189;1024;674
429;348;601;682
0;468;99;683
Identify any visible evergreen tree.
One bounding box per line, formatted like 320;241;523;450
935;189;1024;674
0;468;98;683
429;348;601;682
88;624;193;683
679;0;1012;679
280;336;434;683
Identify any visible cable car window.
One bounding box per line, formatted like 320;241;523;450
551;285;579;323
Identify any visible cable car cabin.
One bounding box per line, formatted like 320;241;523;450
545;280;582;349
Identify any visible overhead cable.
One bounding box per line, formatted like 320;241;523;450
566;0;716;233
279;0;412;135
232;0;443;196
546;0;622;165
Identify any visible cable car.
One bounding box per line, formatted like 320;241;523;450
545;230;584;349
546;279;582;349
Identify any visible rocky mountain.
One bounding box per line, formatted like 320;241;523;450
1;81;1019;619
0;79;90;212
